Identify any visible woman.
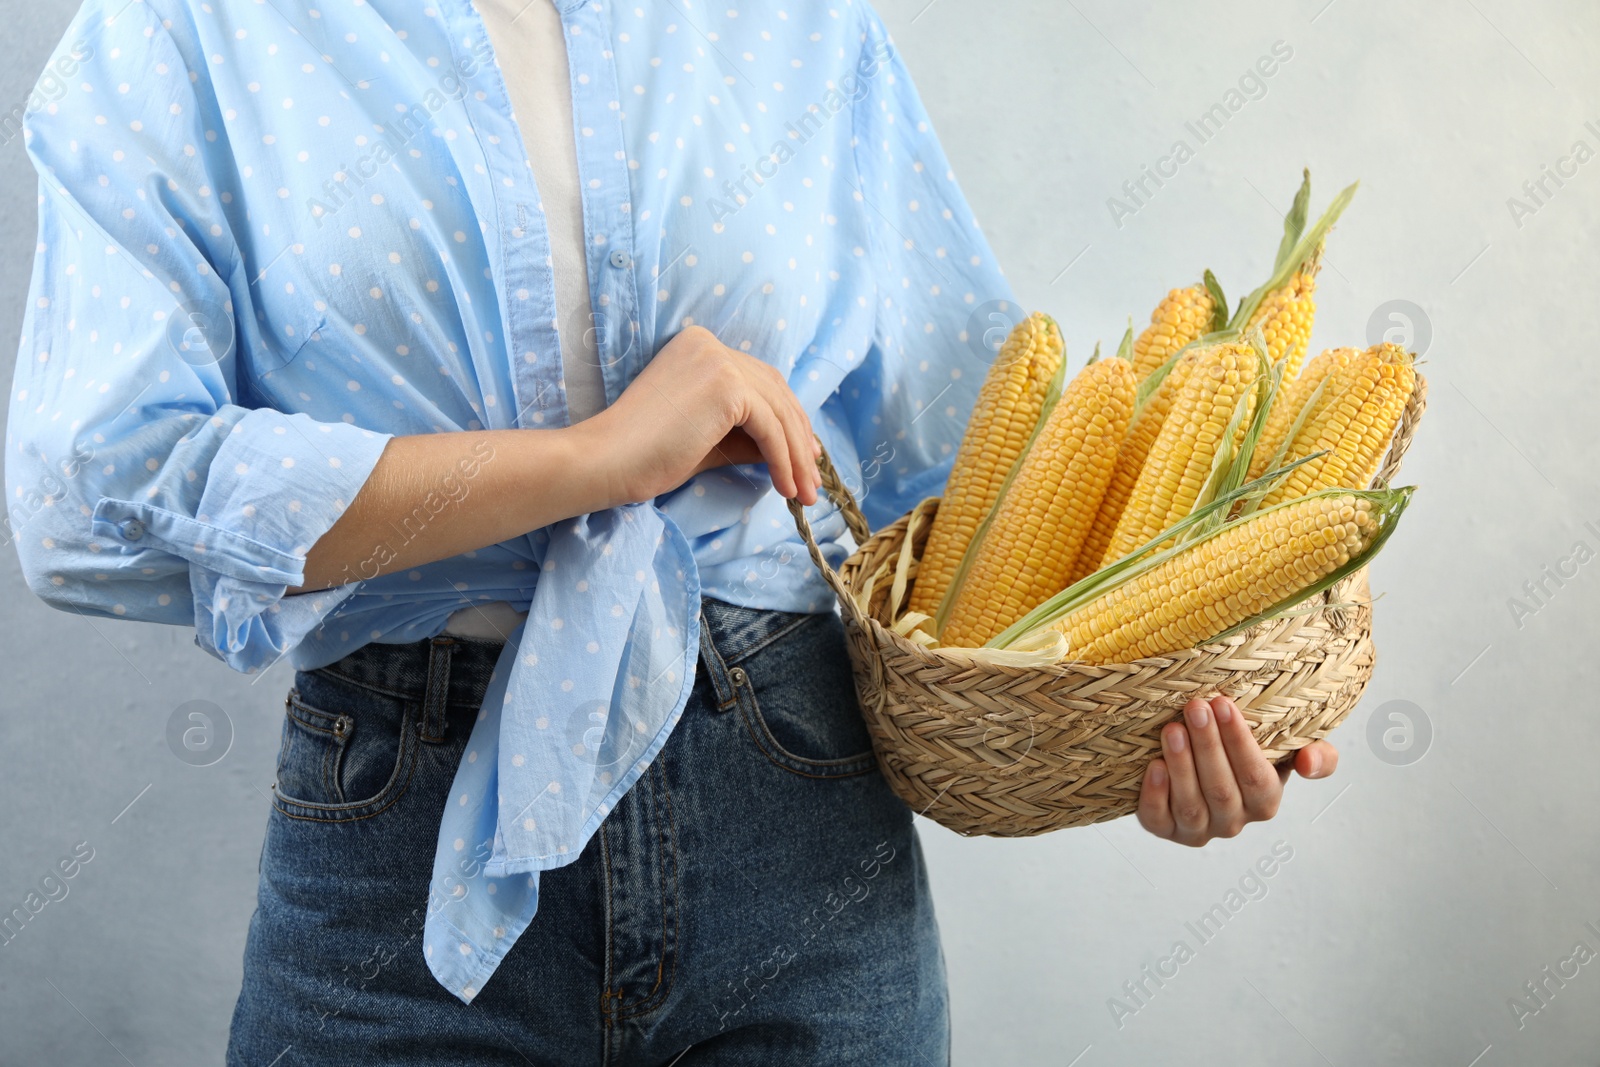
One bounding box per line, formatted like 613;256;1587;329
7;0;1338;1061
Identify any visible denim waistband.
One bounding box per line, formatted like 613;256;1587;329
695;597;826;668
307;596;828;710
309;630;507;712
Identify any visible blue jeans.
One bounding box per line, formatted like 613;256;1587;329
227;597;949;1065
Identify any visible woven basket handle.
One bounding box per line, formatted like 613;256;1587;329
1323;371;1426;610
1376;372;1427;485
785;442;872;616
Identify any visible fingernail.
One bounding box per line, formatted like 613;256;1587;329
1167;725;1187;753
1308;749;1323;776
1186;700;1209;729
1150;762;1167;788
1214;698;1232;724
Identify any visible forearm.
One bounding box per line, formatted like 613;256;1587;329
286;323;822;596
288;423;618;595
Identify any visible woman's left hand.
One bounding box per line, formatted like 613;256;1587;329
1137;694;1339;847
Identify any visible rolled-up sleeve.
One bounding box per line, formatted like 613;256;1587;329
3;5;393;673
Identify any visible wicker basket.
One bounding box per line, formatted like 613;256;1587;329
787;376;1427;837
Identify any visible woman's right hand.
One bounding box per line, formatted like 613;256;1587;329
581;325;823;507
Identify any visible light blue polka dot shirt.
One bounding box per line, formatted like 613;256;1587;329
7;0;1015;1000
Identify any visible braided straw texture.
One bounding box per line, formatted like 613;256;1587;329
788;374;1427;837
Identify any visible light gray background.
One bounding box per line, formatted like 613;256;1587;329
1;1;1595;1064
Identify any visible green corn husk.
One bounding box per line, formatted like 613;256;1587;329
1133;328;1234;414
1179;334;1278;545
1236;369;1335;521
1271;169;1313;273
1134;173;1351;418
1129;334;1275;554
1115;318;1134;363
1227;172;1358;333
1203;269;1229;333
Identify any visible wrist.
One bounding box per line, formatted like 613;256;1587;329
556;413;635;513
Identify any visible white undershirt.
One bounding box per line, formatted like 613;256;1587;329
444;0;604;641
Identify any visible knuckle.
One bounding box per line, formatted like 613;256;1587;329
1235;766;1270;793
1175;803;1207;826
709;356;743;392
1137;802;1170;831
1203;783;1237;807
1247;794;1281;821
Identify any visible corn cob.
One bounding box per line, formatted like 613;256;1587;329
1069;349;1201;583
909;312;1065;618
1244;243;1321;383
1248;346;1360;481
1099;343;1259;566
1131;285;1216;380
1051;492;1380;664
1258;343;1415;508
940;357;1136;648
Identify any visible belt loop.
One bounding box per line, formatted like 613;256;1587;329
696;610;740;713
420;636;455;743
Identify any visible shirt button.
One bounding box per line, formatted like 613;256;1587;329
608;249;631;270
119;519;145;541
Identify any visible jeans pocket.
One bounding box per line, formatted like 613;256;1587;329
271;678;419;823
728;612;877;778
